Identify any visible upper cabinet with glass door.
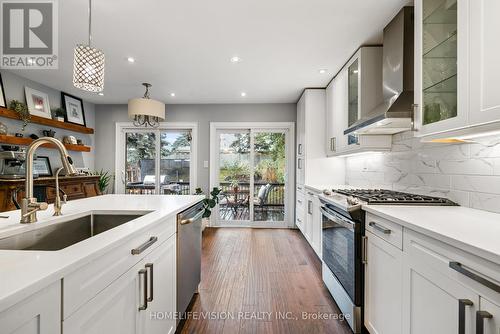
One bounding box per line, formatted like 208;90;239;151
414;0;469;136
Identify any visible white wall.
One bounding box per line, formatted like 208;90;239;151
345;131;500;214
94;103;297;192
0;70;95;171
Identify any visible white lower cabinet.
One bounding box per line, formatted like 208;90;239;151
0;281;60;334
64;235;177;334
479;298;500;334
402;251;479;334
305;190;321;257
364;231;403;334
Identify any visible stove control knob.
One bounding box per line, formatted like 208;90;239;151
347;196;359;205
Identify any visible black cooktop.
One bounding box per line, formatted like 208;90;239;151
334;189;458;206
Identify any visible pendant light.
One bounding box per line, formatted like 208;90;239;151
73;0;105;93
128;83;166;128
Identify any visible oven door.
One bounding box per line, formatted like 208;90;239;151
321;204;363;305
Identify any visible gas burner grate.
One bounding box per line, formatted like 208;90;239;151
333;189;458;206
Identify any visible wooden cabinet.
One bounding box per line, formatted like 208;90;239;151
0;282;60;334
364;231;403;334
325;47;392;156
0;175;101;212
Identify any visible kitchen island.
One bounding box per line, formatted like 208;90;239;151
0;194;204;334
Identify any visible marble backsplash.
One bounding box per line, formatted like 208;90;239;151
345;131;500;213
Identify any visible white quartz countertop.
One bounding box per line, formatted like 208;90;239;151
0;194;204;313
304;184;351;193
363;205;500;265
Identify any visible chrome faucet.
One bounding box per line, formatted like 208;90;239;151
21;137;78;224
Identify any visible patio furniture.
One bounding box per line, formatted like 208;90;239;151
253;184;272;219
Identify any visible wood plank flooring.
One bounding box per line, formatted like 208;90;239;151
180;228;352;334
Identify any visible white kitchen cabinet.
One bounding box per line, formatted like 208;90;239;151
325;47;391;156
402;250;479;334
469;0;500;126
0;282;60;334
364;231;403;334
64;235;177;334
142;235;177;334
414;0;473;138
479;298;500;334
64;261;143;334
305;190;322;257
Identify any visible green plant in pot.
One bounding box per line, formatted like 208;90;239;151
9;100;30;131
51;107;66;122
91;169;114;194
195;187;222;218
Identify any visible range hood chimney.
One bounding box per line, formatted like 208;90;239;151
345;6;414;135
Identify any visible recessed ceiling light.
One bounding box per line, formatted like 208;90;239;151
240;92;247;97
319;69;327;74
127;57;135;63
98;92;104;96
230;56;242;63
170;93;176;97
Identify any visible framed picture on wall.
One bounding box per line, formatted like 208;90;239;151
25;87;52;119
61;92;86;126
32;156;52;177
0;73;6;108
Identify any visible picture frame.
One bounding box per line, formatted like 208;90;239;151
25;87;52;119
0;73;6;108
32;156;52;177
61;92;86;127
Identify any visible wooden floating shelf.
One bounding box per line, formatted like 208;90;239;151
0;135;91;152
0;106;94;134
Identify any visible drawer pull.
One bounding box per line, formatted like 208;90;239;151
476;310;493;334
449;261;500;293
145;263;154;302
369;222;391;234
458;299;473;334
131;236;158;255
138;269;148;311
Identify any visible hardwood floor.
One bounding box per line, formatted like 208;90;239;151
180;228;352;334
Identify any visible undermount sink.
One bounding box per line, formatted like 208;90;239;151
0;213;147;251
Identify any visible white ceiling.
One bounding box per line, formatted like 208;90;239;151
9;0;406;104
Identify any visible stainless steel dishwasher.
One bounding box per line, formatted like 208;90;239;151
177;201;204;319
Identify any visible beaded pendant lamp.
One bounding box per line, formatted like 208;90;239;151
73;0;105;93
128;83;166;128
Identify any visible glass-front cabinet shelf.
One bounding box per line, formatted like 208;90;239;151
421;0;457;125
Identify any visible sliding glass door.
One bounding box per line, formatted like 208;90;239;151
116;125;196;195
212;124;292;227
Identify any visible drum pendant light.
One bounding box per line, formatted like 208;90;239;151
128;83;166;128
73;0;105;93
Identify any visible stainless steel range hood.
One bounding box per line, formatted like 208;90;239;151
345;6;414;135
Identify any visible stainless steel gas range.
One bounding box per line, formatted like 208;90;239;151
318;189;457;333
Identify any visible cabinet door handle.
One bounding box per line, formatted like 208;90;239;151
297;199;302;204
298;158;302;169
298;144;303;155
131;236;158;255
449;262;500;293
307;200;313;215
369;222;391;234
361;236;367;264
458;299;473;334
476;310;493;334
330;137;336;152
138;269;148;311
145;263;154;302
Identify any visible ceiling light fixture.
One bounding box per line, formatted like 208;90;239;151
128;83;165;128
240;92;247;97
319;69;327;74
127;57;135;63
230;56;242;63
73;0;105;93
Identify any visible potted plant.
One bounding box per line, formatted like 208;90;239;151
9;100;30;131
51;107;66;122
194;187;221;230
91;169;114;194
